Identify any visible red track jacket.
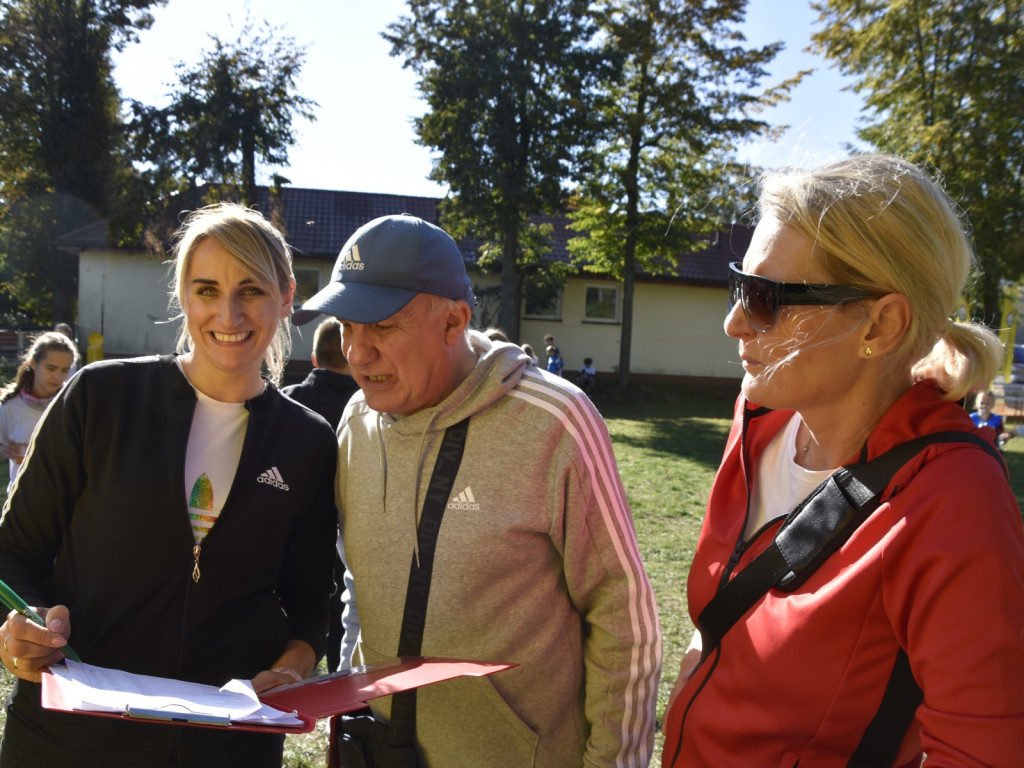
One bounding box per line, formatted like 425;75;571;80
662;381;1024;767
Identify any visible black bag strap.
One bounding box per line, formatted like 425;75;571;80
387;417;471;759
694;430;1001;765
847;649;923;768
698;430;1001;657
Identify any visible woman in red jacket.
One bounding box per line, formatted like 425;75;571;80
662;154;1024;767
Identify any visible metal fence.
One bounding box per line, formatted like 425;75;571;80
0;330;45;360
994;381;1024;420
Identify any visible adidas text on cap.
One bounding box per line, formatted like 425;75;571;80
293;214;476;325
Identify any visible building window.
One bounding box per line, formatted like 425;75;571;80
523;289;562;320
585;285;620;323
293;268;320;306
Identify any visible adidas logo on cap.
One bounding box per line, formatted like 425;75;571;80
257;466;290;491
337;243;364;271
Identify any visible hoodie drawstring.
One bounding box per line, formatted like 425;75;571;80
376;411;388;510
378;409;436;569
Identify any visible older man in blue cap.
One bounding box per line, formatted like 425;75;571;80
296;214;661;768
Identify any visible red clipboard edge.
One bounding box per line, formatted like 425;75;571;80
40;656;517;733
260;656;518;721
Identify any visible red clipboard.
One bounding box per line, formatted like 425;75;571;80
41;656;516;733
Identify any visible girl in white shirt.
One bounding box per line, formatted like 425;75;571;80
0;331;78;493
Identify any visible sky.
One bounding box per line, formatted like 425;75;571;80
112;0;868;199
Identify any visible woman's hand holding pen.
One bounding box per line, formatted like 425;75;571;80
1;605;73;682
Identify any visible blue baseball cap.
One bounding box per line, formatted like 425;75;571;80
293;214;476;325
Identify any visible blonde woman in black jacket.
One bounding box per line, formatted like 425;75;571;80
0;204;338;767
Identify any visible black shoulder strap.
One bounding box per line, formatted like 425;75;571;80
697;430;1002;659
847;649;922;767
387;417;471;759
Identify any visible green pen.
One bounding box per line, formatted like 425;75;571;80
0;578;81;662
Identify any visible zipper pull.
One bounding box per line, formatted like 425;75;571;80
192;544;201;583
721;539;746;585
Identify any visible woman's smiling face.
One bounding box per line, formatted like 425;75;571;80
182;237;293;391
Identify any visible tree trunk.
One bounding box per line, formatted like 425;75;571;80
618;264;634;390
618;115;644;390
498;223;522;342
52;189;83;325
241;124;256;206
51;261;75;325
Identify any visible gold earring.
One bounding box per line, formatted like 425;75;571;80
864;347;873;357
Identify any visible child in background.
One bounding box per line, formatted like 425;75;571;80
969;390;1014;446
576;357;596;395
0;332;78;493
546;344;564;376
543;334;564;375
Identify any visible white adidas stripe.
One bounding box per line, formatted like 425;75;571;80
512;368;660;765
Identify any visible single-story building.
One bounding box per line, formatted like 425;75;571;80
59;186;751;384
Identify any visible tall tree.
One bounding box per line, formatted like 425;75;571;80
568;0;800;389
811;0;1024;325
0;0;161;324
385;0;610;341
126;18;316;215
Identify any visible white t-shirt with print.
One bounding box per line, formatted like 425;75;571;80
184;390;248;546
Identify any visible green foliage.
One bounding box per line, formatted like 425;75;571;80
385;0;612;340
1;2;314;322
0;0;162;325
0;194;61;324
477;218;575;309
572;0;790;253
567;0;800;387
569;157;760;281
124;16;316;220
810;0;1024;324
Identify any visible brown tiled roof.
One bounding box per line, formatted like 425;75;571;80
59;185;751;286
255;188;441;259
644;224;754;286
55;220;113;252
528;215;751;285
529;212;574;263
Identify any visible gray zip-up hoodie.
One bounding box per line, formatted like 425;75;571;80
337;332;661;767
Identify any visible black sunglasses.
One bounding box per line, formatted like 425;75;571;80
728;262;874;333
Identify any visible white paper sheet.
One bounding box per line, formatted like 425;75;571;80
48;660;304;726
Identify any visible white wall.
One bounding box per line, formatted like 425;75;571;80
78;250;178;357
630;281;739;378
80;251;740;380
518;278;739;380
78;250;329;362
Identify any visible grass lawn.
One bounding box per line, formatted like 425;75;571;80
1;376;1023;765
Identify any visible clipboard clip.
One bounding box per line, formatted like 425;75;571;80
125;704;232;727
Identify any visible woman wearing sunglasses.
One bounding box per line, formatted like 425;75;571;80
662;154;1024;766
